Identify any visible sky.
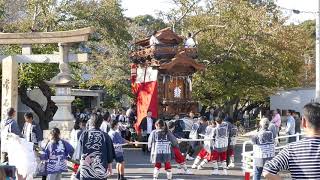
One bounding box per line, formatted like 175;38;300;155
121;0;318;23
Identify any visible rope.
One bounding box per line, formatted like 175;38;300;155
113;138;214;147
278;6;319;14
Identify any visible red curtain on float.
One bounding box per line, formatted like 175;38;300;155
131;65;158;133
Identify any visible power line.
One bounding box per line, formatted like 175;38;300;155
278;6;319;15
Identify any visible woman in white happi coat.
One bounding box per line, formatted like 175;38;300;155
148;119;176;180
211;112;229;175
251;118;275;180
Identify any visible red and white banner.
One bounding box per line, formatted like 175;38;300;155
131;65;158;133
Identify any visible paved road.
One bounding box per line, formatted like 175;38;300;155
35;137;248;180
107;148;244;180
35;135;293;179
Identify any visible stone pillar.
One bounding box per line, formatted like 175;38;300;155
1;56;18;119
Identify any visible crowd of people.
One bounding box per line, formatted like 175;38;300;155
1;102;320;180
249;103;319;180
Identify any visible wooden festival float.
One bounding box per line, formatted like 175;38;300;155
130;28;205;124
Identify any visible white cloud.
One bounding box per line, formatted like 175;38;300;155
276;0;318;23
122;0;173;18
122;0;318;23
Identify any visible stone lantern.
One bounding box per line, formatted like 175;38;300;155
45;62;77;131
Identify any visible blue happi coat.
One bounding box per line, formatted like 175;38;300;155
43;139;74;174
108;129;125;158
74;128;115;180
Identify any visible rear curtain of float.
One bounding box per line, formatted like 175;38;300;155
131;65;158;133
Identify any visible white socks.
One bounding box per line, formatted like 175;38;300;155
222;161;227;170
192;157;201;168
230;156;234;164
199;159;208;167
153;168;160;179
166;170;172;180
154;168;173;179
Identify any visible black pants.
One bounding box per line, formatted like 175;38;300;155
186;143;195;156
142;134;150;152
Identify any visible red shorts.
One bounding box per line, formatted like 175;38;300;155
210;151;227;161
197;148;208;158
172;147;185;164
197;148;211;160
155;162;171;170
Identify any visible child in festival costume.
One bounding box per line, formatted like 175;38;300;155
211;112;229;175
227;117;238;168
108;120;131;180
167;121;193;175
44;128;74;180
191;121;216;169
148;119;176;180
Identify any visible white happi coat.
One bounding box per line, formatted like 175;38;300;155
229;124;238;148
148;129;176;163
252;130;275;167
213;122;229;152
203;126;215;153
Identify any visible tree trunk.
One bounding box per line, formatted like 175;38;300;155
223;98;239;118
19;82;58;130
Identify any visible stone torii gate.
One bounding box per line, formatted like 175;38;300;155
0;27;94;130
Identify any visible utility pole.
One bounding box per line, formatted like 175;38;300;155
316;1;320;102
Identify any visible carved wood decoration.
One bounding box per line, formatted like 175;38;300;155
131;27;205;119
134;27;183;47
168;78;185;100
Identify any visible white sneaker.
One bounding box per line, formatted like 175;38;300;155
228;163;235;168
186;154;195;161
223;169;228;175
184;169;193;175
197;165;203;170
212;169;219;175
191;164;197;169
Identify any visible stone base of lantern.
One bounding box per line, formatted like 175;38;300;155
49;96;75;131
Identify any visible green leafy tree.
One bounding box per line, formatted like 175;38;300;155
296;20;316;87
60;0;133;108
168;0;309;117
0;0;133;128
130;15;167;38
